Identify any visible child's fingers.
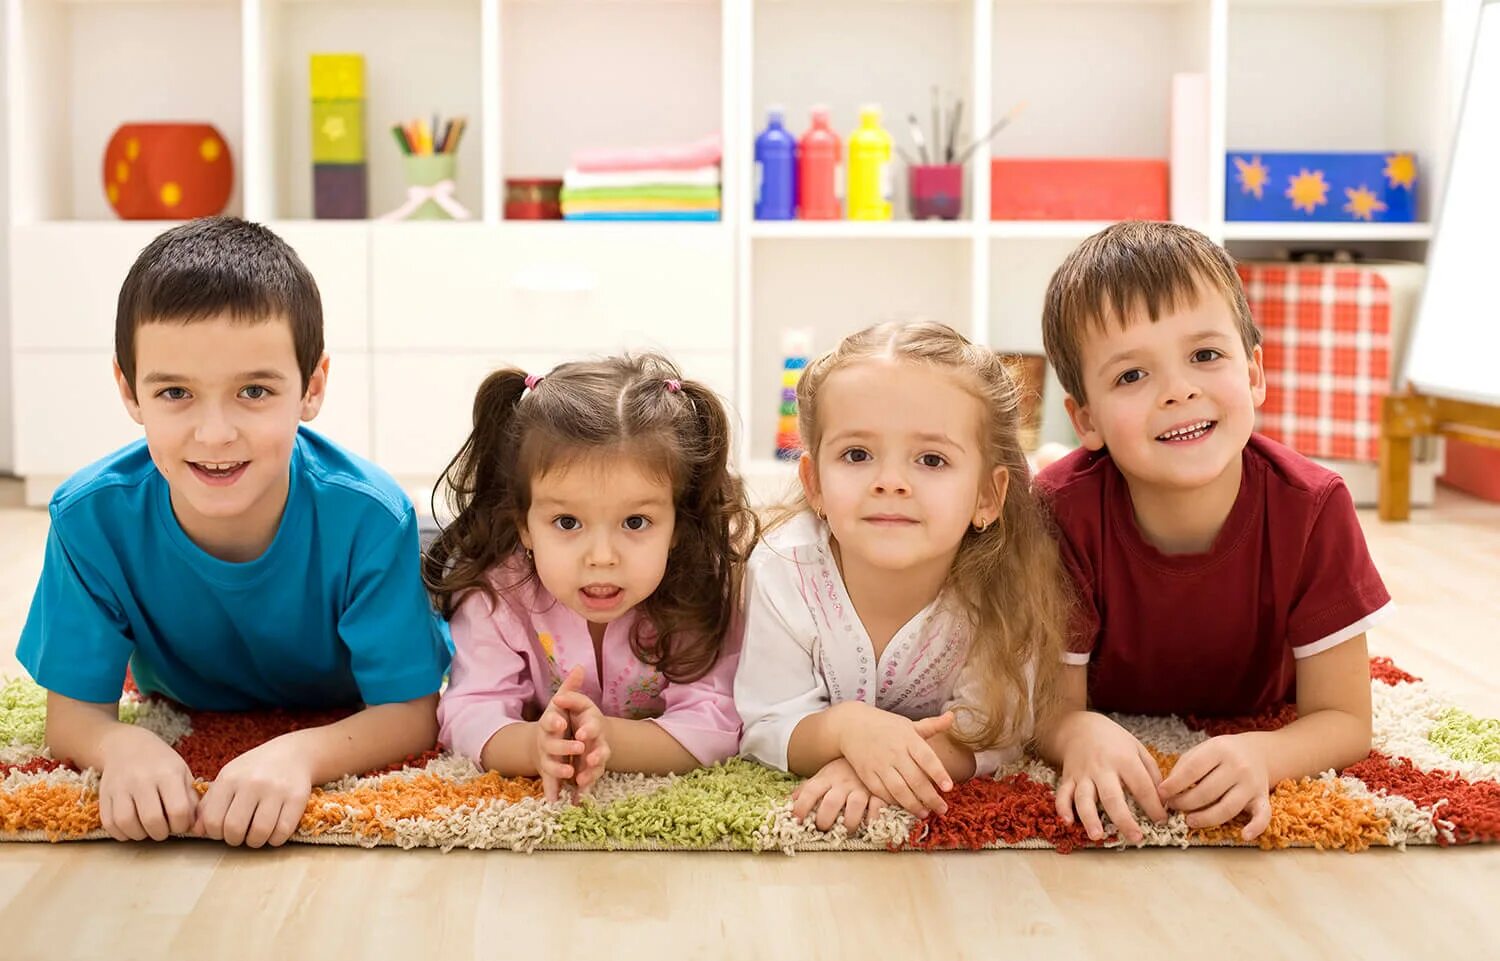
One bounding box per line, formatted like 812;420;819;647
877;768;925;818
221;792;260;847
1095;780;1144;844
99;791;130;842
557;666;585;694
910;740;954;794
1184;785;1253;830
551;691;594;714
195;784;231;841
815;785;851;831
897;758;948;816
842;789;872;833
1157;743;1216;798
540;736;584;757
135;791;171;841
243;799;283;849
1073;779;1106;841
911;711;955;739
791;780;824;821
540;772;562;803
1054;778;1077;826
867;795;887;822
1135;741;1165;790
165;772;199;835
270;798;304;847
1166;764;1234;814
1119;760;1168;825
1242;794;1274;841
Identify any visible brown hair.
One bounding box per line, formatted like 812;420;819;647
424;354;760;684
783;320;1070;753
1041;220;1260;403
115;216;324;397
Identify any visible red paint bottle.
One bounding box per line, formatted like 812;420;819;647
797;106;842;220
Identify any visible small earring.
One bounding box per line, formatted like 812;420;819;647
971;518;989;533
525;548;534;561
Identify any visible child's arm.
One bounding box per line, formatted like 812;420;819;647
626;620;745;775
1033;665;1168;844
45;691;199;842
193;694;439;847
1158;634;1372;839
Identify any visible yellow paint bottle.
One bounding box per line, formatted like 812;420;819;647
847;105;893;221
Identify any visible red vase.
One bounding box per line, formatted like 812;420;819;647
103;123;234;220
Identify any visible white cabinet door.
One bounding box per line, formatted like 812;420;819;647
12;352;140;476
372;350;735;481
12;351;371;478
11;224;166;350
369;223;734;354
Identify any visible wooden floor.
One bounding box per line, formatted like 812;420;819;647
2;479;1498;961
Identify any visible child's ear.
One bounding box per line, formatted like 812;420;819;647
299;353;331;422
976;465;1010;529
518;516;533;552
797;451;822;515
1247;344;1267;409
114;359;144;426
1064;395;1105;451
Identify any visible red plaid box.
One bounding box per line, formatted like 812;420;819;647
1237;264;1391;462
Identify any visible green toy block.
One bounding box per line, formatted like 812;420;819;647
310;54;364;102
312;100;365;164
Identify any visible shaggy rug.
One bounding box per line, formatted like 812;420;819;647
2;658;1496;853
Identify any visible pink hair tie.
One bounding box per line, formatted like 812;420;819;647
524;373;544;391
664;379;682;393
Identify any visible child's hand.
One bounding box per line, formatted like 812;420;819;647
551;674;610;796
791;757;890;831
96;725;199;842
533;667;591;801
1157;734;1272;840
193;736;314;848
836;702;955;818
1056;712;1169;843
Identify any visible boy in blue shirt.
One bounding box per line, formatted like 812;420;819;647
16;217;450;848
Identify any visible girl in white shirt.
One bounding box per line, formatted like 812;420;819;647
736;320;1071;831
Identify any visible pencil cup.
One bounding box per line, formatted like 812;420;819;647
401;154;459;220
908;164;964;220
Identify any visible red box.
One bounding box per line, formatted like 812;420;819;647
990;158;1168;220
1441;439;1500;503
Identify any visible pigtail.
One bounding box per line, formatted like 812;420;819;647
423;368;532;618
631;374;760;684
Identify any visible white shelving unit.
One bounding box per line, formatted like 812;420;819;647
3;0;1476;506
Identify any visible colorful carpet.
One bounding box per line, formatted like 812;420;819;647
2;658;1497;852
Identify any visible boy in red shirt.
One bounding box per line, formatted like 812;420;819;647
1035;221;1389;842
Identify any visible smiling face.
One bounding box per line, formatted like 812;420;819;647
1064;282;1266;495
519;454;678;629
116;313;326;558
799;358;1003;577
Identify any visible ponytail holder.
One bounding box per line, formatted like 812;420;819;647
664;379;682;393
524;373;544;391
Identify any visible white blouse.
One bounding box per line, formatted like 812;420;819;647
735;511;1019;776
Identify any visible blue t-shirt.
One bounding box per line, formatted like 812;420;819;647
16;427;451;710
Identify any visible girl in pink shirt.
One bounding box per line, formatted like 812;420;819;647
425;354;759;800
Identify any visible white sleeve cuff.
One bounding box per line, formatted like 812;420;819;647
1061;650;1091;666
1293;600;1396;659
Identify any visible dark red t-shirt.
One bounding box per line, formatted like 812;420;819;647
1036;433;1392;716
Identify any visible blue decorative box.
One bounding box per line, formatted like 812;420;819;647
1225;151;1417;222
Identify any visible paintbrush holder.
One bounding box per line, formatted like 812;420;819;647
909;164;963;220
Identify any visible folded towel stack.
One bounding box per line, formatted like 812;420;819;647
563;135;722;221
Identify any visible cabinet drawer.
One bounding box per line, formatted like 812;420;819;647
369;223;733;353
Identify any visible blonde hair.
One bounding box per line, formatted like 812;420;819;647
1042;220;1260;403
781;320;1069;751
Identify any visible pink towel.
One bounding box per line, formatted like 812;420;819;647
572;134;722;174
